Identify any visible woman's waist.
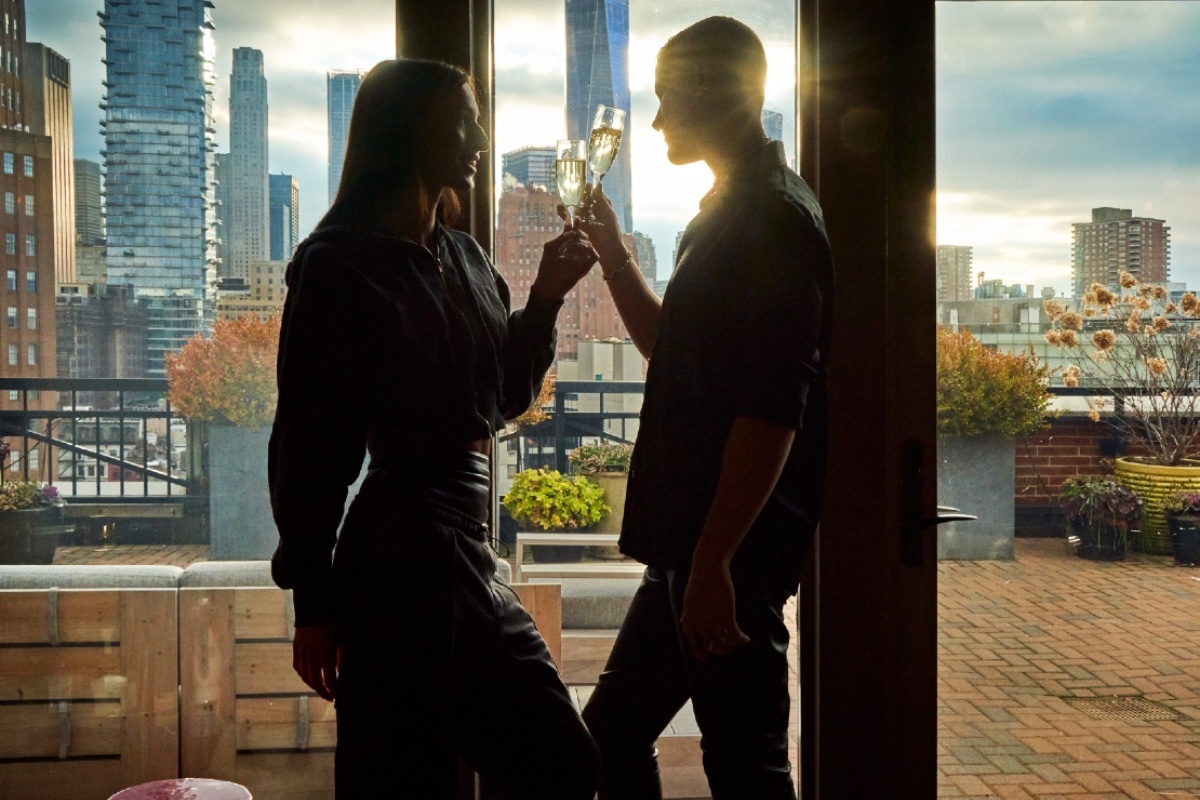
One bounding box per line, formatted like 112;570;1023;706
363;447;491;523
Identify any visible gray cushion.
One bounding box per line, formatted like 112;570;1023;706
0;565;183;589
180;560;276;587
560;578;641;629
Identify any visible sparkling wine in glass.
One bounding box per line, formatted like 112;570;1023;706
556;139;587;226
584;105;625;223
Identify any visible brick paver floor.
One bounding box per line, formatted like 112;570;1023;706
48;538;1200;796
939;538;1200;799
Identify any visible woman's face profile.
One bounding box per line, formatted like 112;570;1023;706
423;82;490;194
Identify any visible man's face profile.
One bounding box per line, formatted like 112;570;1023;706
652;55;707;166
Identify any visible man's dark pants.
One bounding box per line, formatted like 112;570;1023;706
582;565;796;800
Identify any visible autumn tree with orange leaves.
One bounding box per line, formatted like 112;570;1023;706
166;314;281;428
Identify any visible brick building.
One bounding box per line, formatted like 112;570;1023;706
1071;207;1170;299
495;183;632;361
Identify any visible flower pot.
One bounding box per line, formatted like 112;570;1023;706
1069;515;1128;562
1166;512;1200;566
590;471;628;560
1113;457;1200;555
208;424;276;560
937;434;1015;560
528;525;591;564
0;506;62;565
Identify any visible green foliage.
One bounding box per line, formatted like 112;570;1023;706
503;468;609;530
567;441;634;474
1061;476;1142;532
937;328;1053;437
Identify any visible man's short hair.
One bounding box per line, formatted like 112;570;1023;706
658;16;768;96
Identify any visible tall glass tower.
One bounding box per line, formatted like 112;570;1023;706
101;0;218;377
327;70;363;206
565;0;632;233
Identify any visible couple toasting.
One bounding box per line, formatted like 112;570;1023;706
269;15;833;800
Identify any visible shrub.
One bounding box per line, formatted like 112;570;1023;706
166;314;280;428
937;328;1053;437
568;441;633;474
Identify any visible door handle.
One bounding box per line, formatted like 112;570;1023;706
902;440;978;565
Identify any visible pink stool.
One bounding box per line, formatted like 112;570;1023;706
107;779;252;800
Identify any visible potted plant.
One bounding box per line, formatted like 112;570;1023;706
502;467;608;563
1044;275;1200;553
1161;491;1200;566
568;441;633;533
0;462;66;565
937;328;1053;560
1061;476;1141;561
166;314;280;560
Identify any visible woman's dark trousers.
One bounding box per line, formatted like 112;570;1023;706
333;492;599;799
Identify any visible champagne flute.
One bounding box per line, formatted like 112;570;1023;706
556;139;587;228
583;105;626;223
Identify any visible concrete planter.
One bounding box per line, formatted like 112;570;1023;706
208;424;275;560
0;506;62;565
937;434;1015;560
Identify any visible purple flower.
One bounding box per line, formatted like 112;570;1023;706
40;485;60;501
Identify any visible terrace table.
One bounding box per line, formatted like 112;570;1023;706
108;779;251;800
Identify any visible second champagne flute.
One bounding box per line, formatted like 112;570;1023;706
556;139;587;227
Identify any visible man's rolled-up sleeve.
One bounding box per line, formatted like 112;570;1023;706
731;206;832;430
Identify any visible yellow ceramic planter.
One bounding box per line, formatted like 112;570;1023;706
1113;457;1200;554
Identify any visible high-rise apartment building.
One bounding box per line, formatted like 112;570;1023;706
501;146;555;190
101;0;218;377
631;231;656;283
762;109;784;143
1;0;58;420
25;43;74;287
566;0;633;233
496;182;629;361
1072;207;1171;299
74;159;105;284
269;173;299;261
228;47;269;281
214;152;230;276
327;70;363;205
937;245;974;302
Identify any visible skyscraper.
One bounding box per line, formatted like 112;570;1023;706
74;158;106;284
214;152;231;276
502;146;555;190
269;173;300;261
566;0;633;233
0;0;59;418
228;47;269;281
1071;207;1171;299
101;0;218;377
631;231;656;283
937;245;974;303
327;70;363;205
762;109;784;143
25;43;75;287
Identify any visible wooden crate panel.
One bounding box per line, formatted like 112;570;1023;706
233;589;292;641
235;642;309;696
0;758;125;800
0;590;121;645
118;590;180;787
235;751;335;800
236;696;337;751
0;646;123;701
511;583;562;666
0;701;122;759
180;588;237;780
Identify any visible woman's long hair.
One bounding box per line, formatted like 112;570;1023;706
319;59;473;231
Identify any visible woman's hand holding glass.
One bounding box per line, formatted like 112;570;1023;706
530;224;599;301
564;185;626;271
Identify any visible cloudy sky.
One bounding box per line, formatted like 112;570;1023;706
28;2;1200;289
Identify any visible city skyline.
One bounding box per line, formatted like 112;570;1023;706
26;1;1200;290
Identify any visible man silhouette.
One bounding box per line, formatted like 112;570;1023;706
574;16;835;800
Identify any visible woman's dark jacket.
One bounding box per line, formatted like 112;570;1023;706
268;225;561;625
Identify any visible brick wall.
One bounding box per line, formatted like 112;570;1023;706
1014;416;1149;508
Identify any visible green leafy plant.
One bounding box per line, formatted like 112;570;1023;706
0;481;63;512
567;441;634;474
502;468;608;530
937;328;1053;437
1043;275;1200;466
1061;476;1142;533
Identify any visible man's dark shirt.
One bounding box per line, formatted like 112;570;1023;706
269;225;562;625
619;140;834;593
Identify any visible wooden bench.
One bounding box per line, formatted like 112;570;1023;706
513;533;645;582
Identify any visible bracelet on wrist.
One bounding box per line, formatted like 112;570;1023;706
602;251;633;282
